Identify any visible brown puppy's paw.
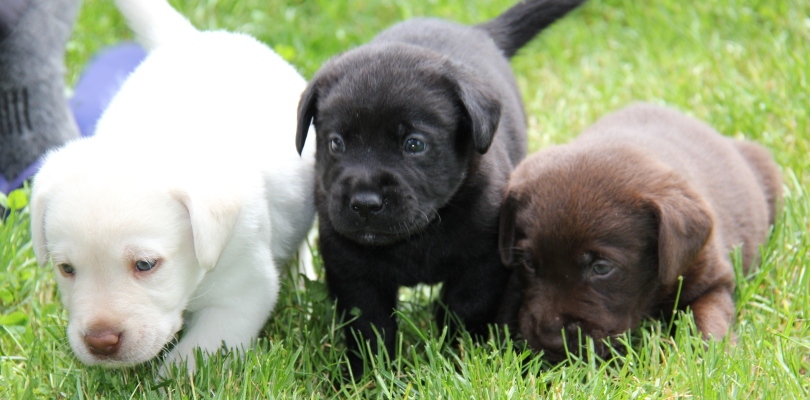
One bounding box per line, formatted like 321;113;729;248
688;285;736;341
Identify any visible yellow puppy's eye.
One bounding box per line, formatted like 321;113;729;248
58;263;75;275
135;259;157;272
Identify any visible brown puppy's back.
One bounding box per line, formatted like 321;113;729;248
732;140;783;227
578;103;779;271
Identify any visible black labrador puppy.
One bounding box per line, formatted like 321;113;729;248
296;0;586;375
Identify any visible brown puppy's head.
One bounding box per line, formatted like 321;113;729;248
295;43;501;245
499;147;712;360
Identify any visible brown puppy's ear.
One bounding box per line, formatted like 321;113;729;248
452;67;502;154
296;79;320;156
499;194;518;268
171;187;243;271
648;179;714;287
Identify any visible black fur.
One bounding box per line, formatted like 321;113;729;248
295;0;585;377
477;0;587;58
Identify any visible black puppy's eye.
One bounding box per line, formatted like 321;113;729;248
404;138;426;154
58;263;75;275
592;260;613;276
135;259;157;272
329;135;345;153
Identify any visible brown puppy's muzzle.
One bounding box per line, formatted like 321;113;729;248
520;299;620;362
522;314;578;358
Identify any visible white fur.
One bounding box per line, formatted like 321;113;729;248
29;0;315;370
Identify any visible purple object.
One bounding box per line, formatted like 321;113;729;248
0;159;41;195
70;42;147;137
1;42;146;194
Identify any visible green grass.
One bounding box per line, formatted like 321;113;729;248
3;0;809;398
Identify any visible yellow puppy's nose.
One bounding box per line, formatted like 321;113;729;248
84;330;121;356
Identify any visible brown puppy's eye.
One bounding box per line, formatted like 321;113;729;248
58;263;75;276
592;260;613;276
135;259;157;272
329;134;345;153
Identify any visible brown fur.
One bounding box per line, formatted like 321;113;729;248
498;103;781;360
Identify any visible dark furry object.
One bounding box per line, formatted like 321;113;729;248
295;0;586;376
498;103;782;361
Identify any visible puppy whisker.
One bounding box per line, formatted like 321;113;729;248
185;283;216;303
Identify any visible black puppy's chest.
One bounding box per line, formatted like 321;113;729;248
388;225;470;286
322;214;467;284
320;184;500;283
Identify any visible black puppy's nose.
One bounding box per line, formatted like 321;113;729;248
350;192;384;218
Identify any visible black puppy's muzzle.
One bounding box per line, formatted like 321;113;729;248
349;191;384;219
326;163;441;245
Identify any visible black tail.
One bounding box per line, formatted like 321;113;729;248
477;0;587;58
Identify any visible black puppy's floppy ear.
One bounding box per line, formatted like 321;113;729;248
452;67;502;154
296;79;320;155
498;194;518;268
648;178;714;287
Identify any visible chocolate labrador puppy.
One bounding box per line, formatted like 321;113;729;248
296;0;586;375
498;103;781;361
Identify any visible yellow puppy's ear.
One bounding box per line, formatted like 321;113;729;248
29;180;51;267
171;187;243;271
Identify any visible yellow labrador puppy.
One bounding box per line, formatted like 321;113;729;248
30;0;315;370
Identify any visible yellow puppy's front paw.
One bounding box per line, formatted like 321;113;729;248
158;346;198;378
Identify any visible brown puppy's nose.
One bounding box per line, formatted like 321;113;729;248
84;330;121;356
350;192;384;218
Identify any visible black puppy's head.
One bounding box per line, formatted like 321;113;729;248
297;43;502;245
499;148;713;361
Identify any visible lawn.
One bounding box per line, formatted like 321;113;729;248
1;0;808;398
